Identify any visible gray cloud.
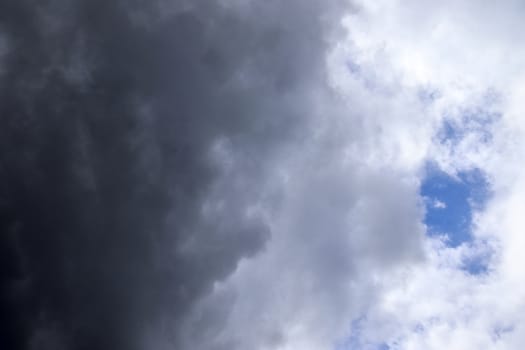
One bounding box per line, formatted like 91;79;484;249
0;1;351;349
177;116;427;349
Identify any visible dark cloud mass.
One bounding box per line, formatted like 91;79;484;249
0;0;345;349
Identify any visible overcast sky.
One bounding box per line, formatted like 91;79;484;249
1;1;525;349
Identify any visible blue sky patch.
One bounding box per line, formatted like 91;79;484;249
462;251;490;275
336;317;392;350
421;164;490;247
336;317;365;349
437;96;501;148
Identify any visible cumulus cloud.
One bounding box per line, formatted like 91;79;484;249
0;0;345;348
0;0;377;349
335;1;525;349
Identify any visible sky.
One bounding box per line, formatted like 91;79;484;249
1;1;525;349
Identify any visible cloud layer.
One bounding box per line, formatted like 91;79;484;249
2;1;525;350
0;0;355;349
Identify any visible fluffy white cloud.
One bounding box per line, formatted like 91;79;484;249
333;1;525;349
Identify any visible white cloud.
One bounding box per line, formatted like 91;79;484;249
432;199;446;209
332;1;525;349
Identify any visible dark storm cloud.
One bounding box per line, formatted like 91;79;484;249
0;1;347;349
